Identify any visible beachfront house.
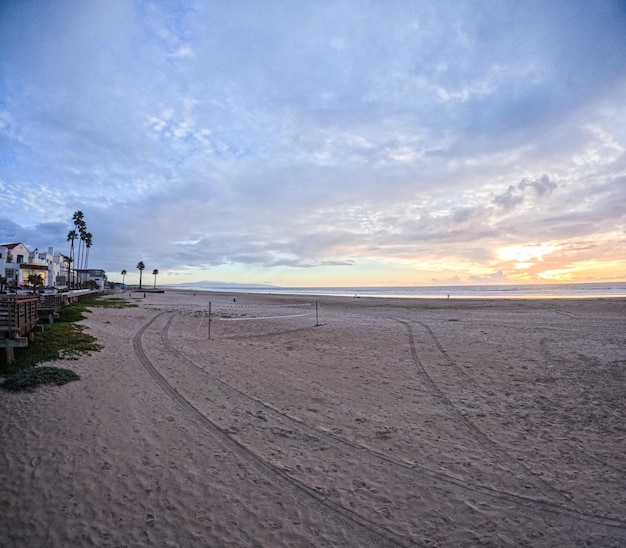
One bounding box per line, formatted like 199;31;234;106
0;242;104;291
75;268;108;290
0;243;57;289
0;243;47;289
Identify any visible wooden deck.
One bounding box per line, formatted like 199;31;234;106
0;290;99;366
38;293;65;322
0;295;39;340
0;295;39;364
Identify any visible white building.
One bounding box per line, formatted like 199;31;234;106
75;269;108;290
0;242;104;290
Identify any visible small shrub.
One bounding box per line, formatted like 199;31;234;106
1;366;80;392
58;304;89;322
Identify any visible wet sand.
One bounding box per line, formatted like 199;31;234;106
1;290;625;546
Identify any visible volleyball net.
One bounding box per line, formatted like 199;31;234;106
214;302;313;322
161;300;321;338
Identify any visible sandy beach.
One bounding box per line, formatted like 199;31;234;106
1;290;625;547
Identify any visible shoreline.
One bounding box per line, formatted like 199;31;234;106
122;283;626;300
123;285;626;300
1;292;625;546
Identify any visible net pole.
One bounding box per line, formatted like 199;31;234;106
316;300;319;326
208;302;212;340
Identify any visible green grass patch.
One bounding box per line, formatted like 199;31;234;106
1;366;80;392
8;321;102;372
79;297;138;309
1;301;103;376
58;301;90;322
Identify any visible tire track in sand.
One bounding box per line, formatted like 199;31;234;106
412;318;626;484
393;318;580;511
133;311;415;548
159;311;626;532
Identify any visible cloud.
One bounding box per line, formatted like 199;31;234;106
470;271;510;284
493;186;525;212
493;175;557;211
1;1;625;285
0;217;67;252
519;175;558;196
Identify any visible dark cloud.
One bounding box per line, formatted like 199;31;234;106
494;175;557;211
519;175;557;196
493;186;525;211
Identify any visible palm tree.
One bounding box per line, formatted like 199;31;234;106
137;261;145;289
152;269;159;290
76;232;83;286
121;269;127;287
66;230;77;288
75;214;86;287
27;274;44;293
72;210;84;227
72;210;82;251
84;232;93;273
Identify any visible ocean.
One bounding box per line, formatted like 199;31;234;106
169;282;626;299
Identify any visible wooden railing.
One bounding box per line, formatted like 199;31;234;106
1;290;102;365
0;295;39;339
37;293;65;322
64;289;99;304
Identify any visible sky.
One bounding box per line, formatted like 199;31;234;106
1;0;625;287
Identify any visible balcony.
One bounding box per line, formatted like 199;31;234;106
8;258;49;267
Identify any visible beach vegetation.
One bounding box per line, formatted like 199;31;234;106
1;366;80;392
4;307;101;374
0;301;104;376
1;297;135;379
78;297;138;310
